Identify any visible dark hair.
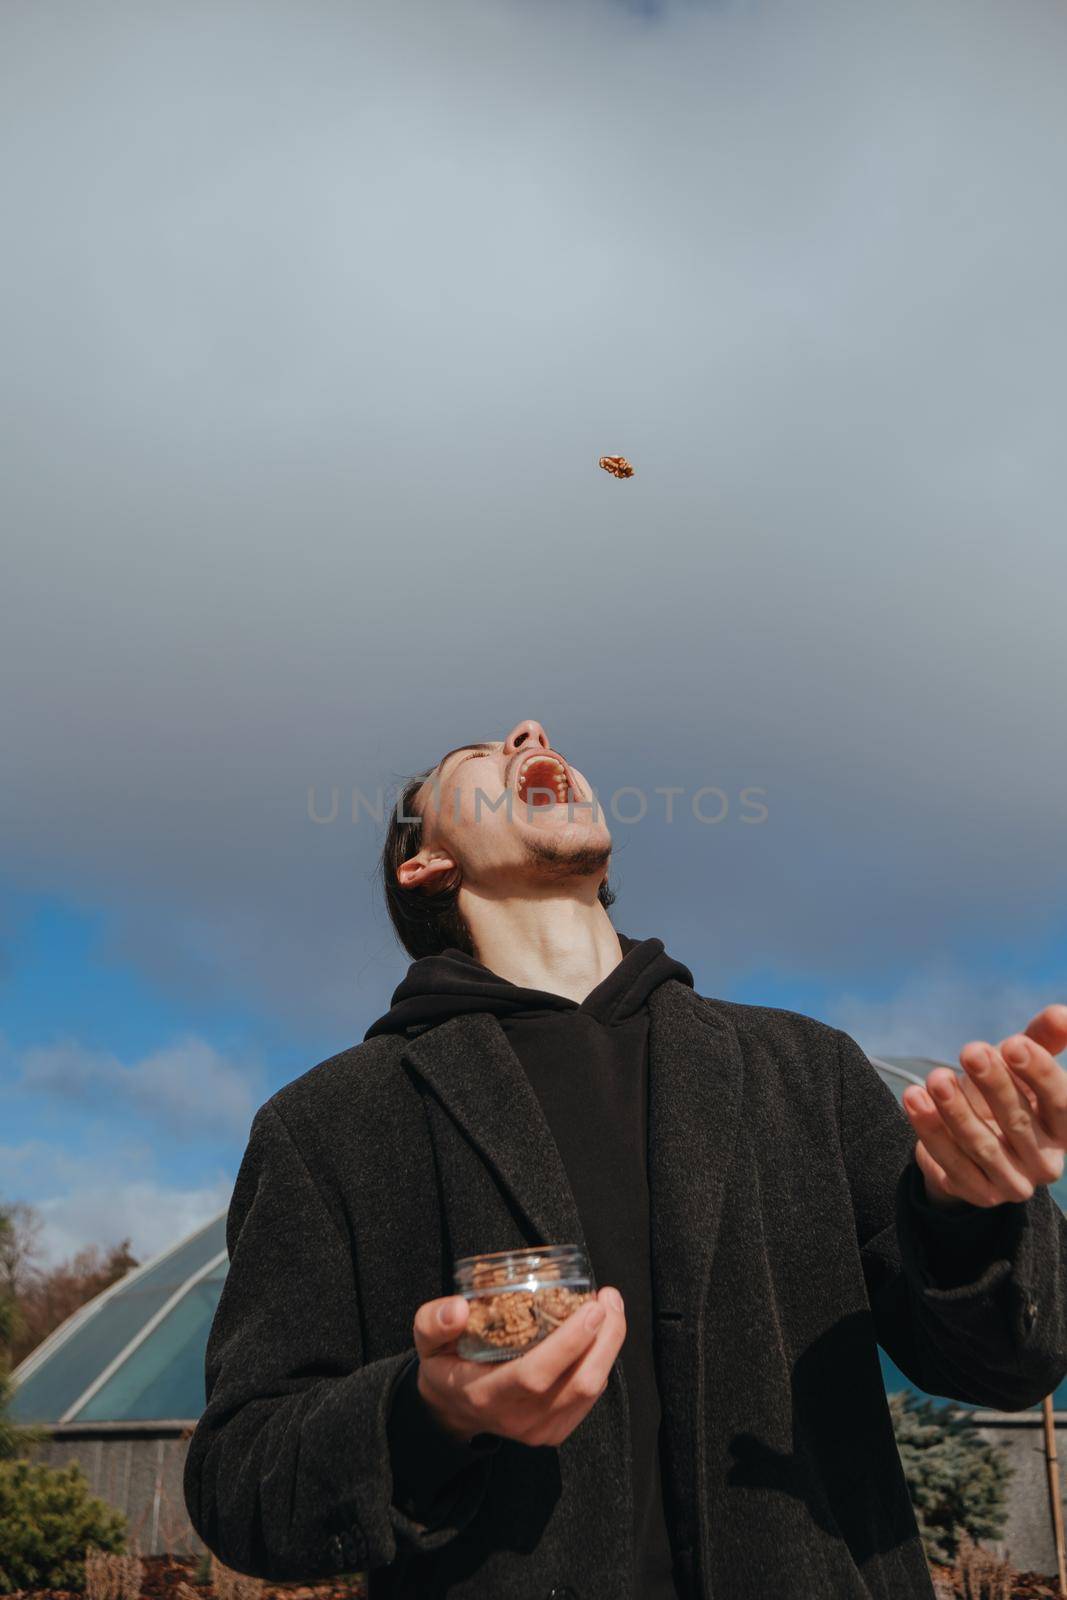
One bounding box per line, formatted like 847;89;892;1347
379;767;616;961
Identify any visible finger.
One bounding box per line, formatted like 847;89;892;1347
1023;1004;1067;1059
923;1066;1036;1202
901;1084;1003;1206
412;1294;471;1361
549;1287;627;1402
958;1042;1054;1185
955;1040;1032;1120
514;1290;627;1444
998;1033;1067;1152
494;1294;607;1398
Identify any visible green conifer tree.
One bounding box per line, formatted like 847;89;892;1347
890;1389;1014;1565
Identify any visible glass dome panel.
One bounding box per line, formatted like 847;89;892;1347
72;1257;227;1422
10;1214;227;1424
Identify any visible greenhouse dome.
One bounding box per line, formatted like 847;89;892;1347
10;1211;227;1426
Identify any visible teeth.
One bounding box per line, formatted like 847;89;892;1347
517;755;570;803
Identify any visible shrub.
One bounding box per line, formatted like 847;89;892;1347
0;1458;127;1594
889;1390;1014;1565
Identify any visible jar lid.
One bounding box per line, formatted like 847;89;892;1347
454;1243;592;1293
454;1243;583;1267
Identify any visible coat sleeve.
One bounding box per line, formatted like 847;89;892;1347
182;1098;499;1581
834;1026;1067;1411
385;1352;501;1529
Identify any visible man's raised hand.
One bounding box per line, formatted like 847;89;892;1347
901;1003;1067;1209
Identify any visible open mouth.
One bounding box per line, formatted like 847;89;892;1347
514;752;574;808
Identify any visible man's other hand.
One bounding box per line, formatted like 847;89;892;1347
901;1003;1067;1209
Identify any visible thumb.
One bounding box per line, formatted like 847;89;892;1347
412;1293;470;1360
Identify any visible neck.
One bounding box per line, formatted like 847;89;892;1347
460;888;624;1005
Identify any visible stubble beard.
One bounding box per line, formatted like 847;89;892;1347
520;832;612;888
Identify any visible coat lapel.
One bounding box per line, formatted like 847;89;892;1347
645;980;745;1577
646;981;746;1325
402;1010;591;1258
401;979;745;1331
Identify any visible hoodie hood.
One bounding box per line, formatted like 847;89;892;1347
364;932;694;1040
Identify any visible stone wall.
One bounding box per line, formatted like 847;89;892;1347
968;1409;1067;1577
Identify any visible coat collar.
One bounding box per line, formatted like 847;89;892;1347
400;978;744;1327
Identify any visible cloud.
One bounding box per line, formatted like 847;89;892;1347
16;1037;262;1141
34;1178;232;1272
0;1137;231;1269
826;963;1060;1064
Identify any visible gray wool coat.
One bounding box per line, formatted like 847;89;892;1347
182;980;1067;1600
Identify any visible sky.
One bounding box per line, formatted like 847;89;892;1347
2;0;1066;1270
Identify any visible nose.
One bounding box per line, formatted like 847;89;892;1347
503;719;551;757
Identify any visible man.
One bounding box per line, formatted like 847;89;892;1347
184;718;1067;1600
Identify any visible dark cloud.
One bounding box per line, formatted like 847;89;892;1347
2;0;1065;1040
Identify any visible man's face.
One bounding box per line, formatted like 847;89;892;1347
401;718;613;898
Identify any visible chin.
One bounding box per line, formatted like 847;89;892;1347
519;821;613;880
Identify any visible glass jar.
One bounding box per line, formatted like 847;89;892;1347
453;1244;597;1363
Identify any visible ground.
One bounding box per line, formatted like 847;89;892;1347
2;1554;367;1600
928;1561;1063;1599
4;1553;1067;1599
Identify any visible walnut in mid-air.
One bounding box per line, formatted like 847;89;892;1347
598;454;634;478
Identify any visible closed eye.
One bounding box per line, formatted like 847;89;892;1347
442;748;497;781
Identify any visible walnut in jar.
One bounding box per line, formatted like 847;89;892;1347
454;1244;595;1362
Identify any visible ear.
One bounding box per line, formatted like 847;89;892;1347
397;850;459;893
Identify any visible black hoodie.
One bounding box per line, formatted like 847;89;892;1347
372;933;695;1600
